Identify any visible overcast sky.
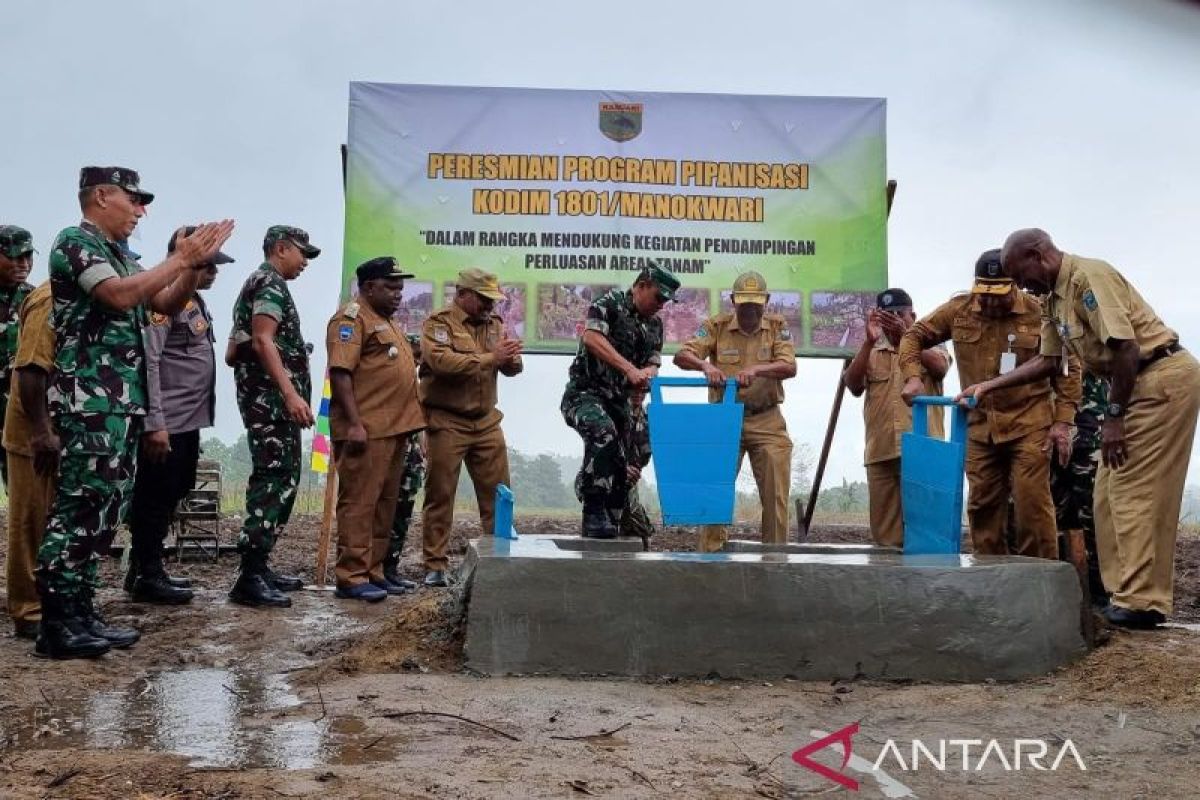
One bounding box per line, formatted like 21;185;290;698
3;0;1199;490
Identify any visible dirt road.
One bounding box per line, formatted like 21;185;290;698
1;514;1198;799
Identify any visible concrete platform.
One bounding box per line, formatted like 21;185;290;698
459;535;1088;682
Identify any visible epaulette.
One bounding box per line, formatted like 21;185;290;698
342;301;360;319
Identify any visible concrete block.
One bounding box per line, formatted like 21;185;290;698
460;535;1088;682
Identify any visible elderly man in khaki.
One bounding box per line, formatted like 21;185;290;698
844;289;950;548
899;250;1080;559
959;229;1200;629
419;268;523;586
675;271;797;552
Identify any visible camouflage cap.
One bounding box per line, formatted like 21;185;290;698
972;248;1013;295
79;166;155;204
637;261;680;302
168;226;235;265
0;225;35;258
356;256;415;283
264;225;320;259
876;288;913;310
456;267;505;301
731;270;769;304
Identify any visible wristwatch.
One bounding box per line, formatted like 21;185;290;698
1106;402;1125;418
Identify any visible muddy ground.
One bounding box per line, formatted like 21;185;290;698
1;513;1199;799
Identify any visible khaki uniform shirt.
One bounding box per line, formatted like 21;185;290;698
420;303;522;422
1040;253;1177;375
678;312;796;412
900;292;1081;444
2;283;56;456
145;295;217;434
860;338;948;465
326;300;425;440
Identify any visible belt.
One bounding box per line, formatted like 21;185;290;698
1138;343;1183;373
744;405;778;418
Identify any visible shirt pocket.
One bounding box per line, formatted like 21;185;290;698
951;320;982;345
450;332;478;353
716;348;743;366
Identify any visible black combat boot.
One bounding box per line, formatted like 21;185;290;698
261;562;303;592
34;594;111;660
581;497;617;539
382;553;418;592
229;553;292;608
131;560;195;605
80;594;140;649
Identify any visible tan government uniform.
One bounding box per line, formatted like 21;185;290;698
1040;253;1200;614
901;292;1080;558
327;300;425;587
859;338;948;547
420;304;522;571
679;312;796;552
2;283;56;627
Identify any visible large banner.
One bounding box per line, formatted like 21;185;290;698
343;83;887;356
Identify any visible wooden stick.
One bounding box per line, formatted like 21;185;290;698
1063;528;1095;646
314;455;337;587
380;711;521;741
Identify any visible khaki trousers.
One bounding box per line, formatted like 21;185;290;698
866;458;903;548
965;429;1058;558
700;406;793;553
5;452;56;624
422;409;509;572
334;435;407;587
1095;352;1200;614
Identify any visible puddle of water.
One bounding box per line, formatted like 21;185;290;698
0;667;397;770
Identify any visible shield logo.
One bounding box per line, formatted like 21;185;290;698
599;102;643;142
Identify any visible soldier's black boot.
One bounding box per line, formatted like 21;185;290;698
229;554;292;608
80;595;140;649
123;562;139;593
382;553;418;591
581;497;617;539
261;562;303;593
131;560;195;605
34;595;111;660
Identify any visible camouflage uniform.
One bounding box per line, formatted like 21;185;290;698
560;288;664;518
0;266;34;488
388;431;426;560
230;263;311;555
37;221;147;598
1051;372;1109;597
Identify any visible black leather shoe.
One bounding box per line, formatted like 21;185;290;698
132;573;195;605
262;565;303;592
582;510;617;539
372;578;414;596
1102;604;1164;629
423;570;449;587
13;619;40;640
123;565;138;594
229;571;292;608
82;606;141;649
163;573;192;589
383;558;418;591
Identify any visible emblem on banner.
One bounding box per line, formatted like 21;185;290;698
599;102;643;142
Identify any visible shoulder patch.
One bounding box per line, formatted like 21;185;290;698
343;301;359;319
1082;290;1098;312
338;323;354;343
432;325;450;344
780;327;792;341
695;327;708;338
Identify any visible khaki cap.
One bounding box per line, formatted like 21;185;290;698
457;267;505;301
731;270;769;304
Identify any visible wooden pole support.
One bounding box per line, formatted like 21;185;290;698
1062;528;1095;647
314;456;337;587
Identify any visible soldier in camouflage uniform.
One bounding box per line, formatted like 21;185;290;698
226;226;319;609
561;263;680;538
384;430;425;590
0;225;36;487
36;166;232;659
1052;371;1109;604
